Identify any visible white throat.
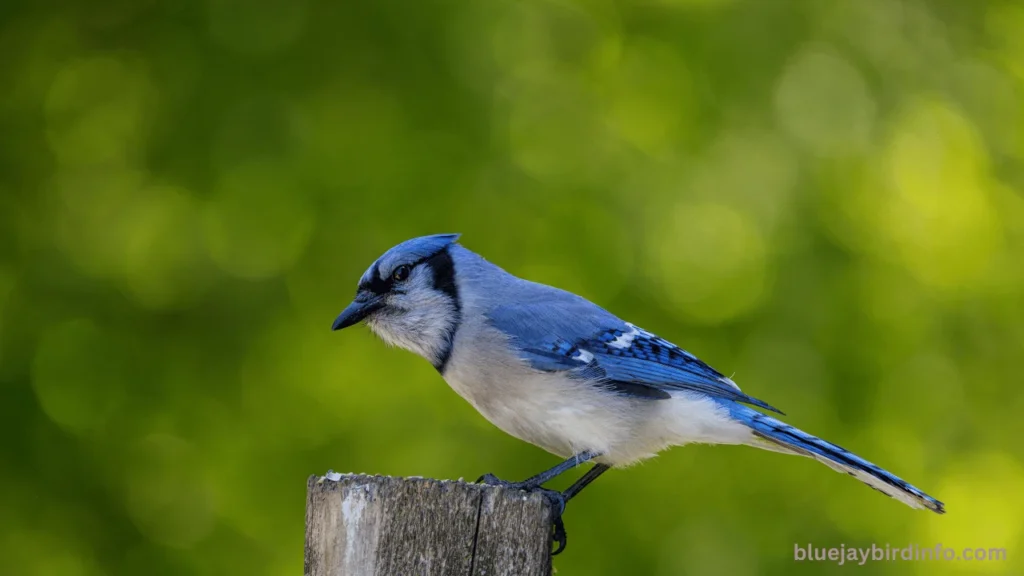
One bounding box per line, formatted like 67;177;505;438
366;289;458;366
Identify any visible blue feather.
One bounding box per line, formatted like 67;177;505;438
488;301;782;413
726;403;945;513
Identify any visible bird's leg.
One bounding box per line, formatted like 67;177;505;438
475;450;601;490
562;462;610;501
476;453;609;555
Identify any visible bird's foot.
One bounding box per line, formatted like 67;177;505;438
542;490;568;555
474;473;570;555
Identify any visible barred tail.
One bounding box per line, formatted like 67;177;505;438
729;405;945;513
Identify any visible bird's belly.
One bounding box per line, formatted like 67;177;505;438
442;361;753;466
442;365;651;461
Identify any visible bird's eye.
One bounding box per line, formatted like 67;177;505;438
392;265;411;282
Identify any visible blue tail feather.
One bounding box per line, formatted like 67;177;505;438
728;404;945;513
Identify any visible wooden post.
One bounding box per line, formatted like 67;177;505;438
304;473;553;576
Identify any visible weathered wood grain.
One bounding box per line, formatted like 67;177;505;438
304;474;552;576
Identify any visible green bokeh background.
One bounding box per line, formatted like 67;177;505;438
2;0;1023;574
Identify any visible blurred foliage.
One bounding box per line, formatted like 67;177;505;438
1;0;1023;574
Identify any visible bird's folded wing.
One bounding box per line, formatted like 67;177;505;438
487;302;783;414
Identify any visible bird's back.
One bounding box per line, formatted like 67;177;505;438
448;244;627;340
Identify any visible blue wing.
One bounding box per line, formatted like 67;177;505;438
487;300;783;414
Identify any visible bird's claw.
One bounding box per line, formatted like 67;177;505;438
551;515;567;555
474;473;570;555
539;489;568;555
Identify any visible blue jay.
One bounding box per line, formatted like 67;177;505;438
332;234;944;553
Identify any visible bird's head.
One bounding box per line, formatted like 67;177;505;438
332;233;462;369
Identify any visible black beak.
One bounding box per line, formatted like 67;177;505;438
332;294;384;330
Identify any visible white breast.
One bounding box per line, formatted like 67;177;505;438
444;358;636;460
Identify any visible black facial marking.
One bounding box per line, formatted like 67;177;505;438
426;247;461;374
360;249;457;297
427;248;458;303
361;262;392;295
